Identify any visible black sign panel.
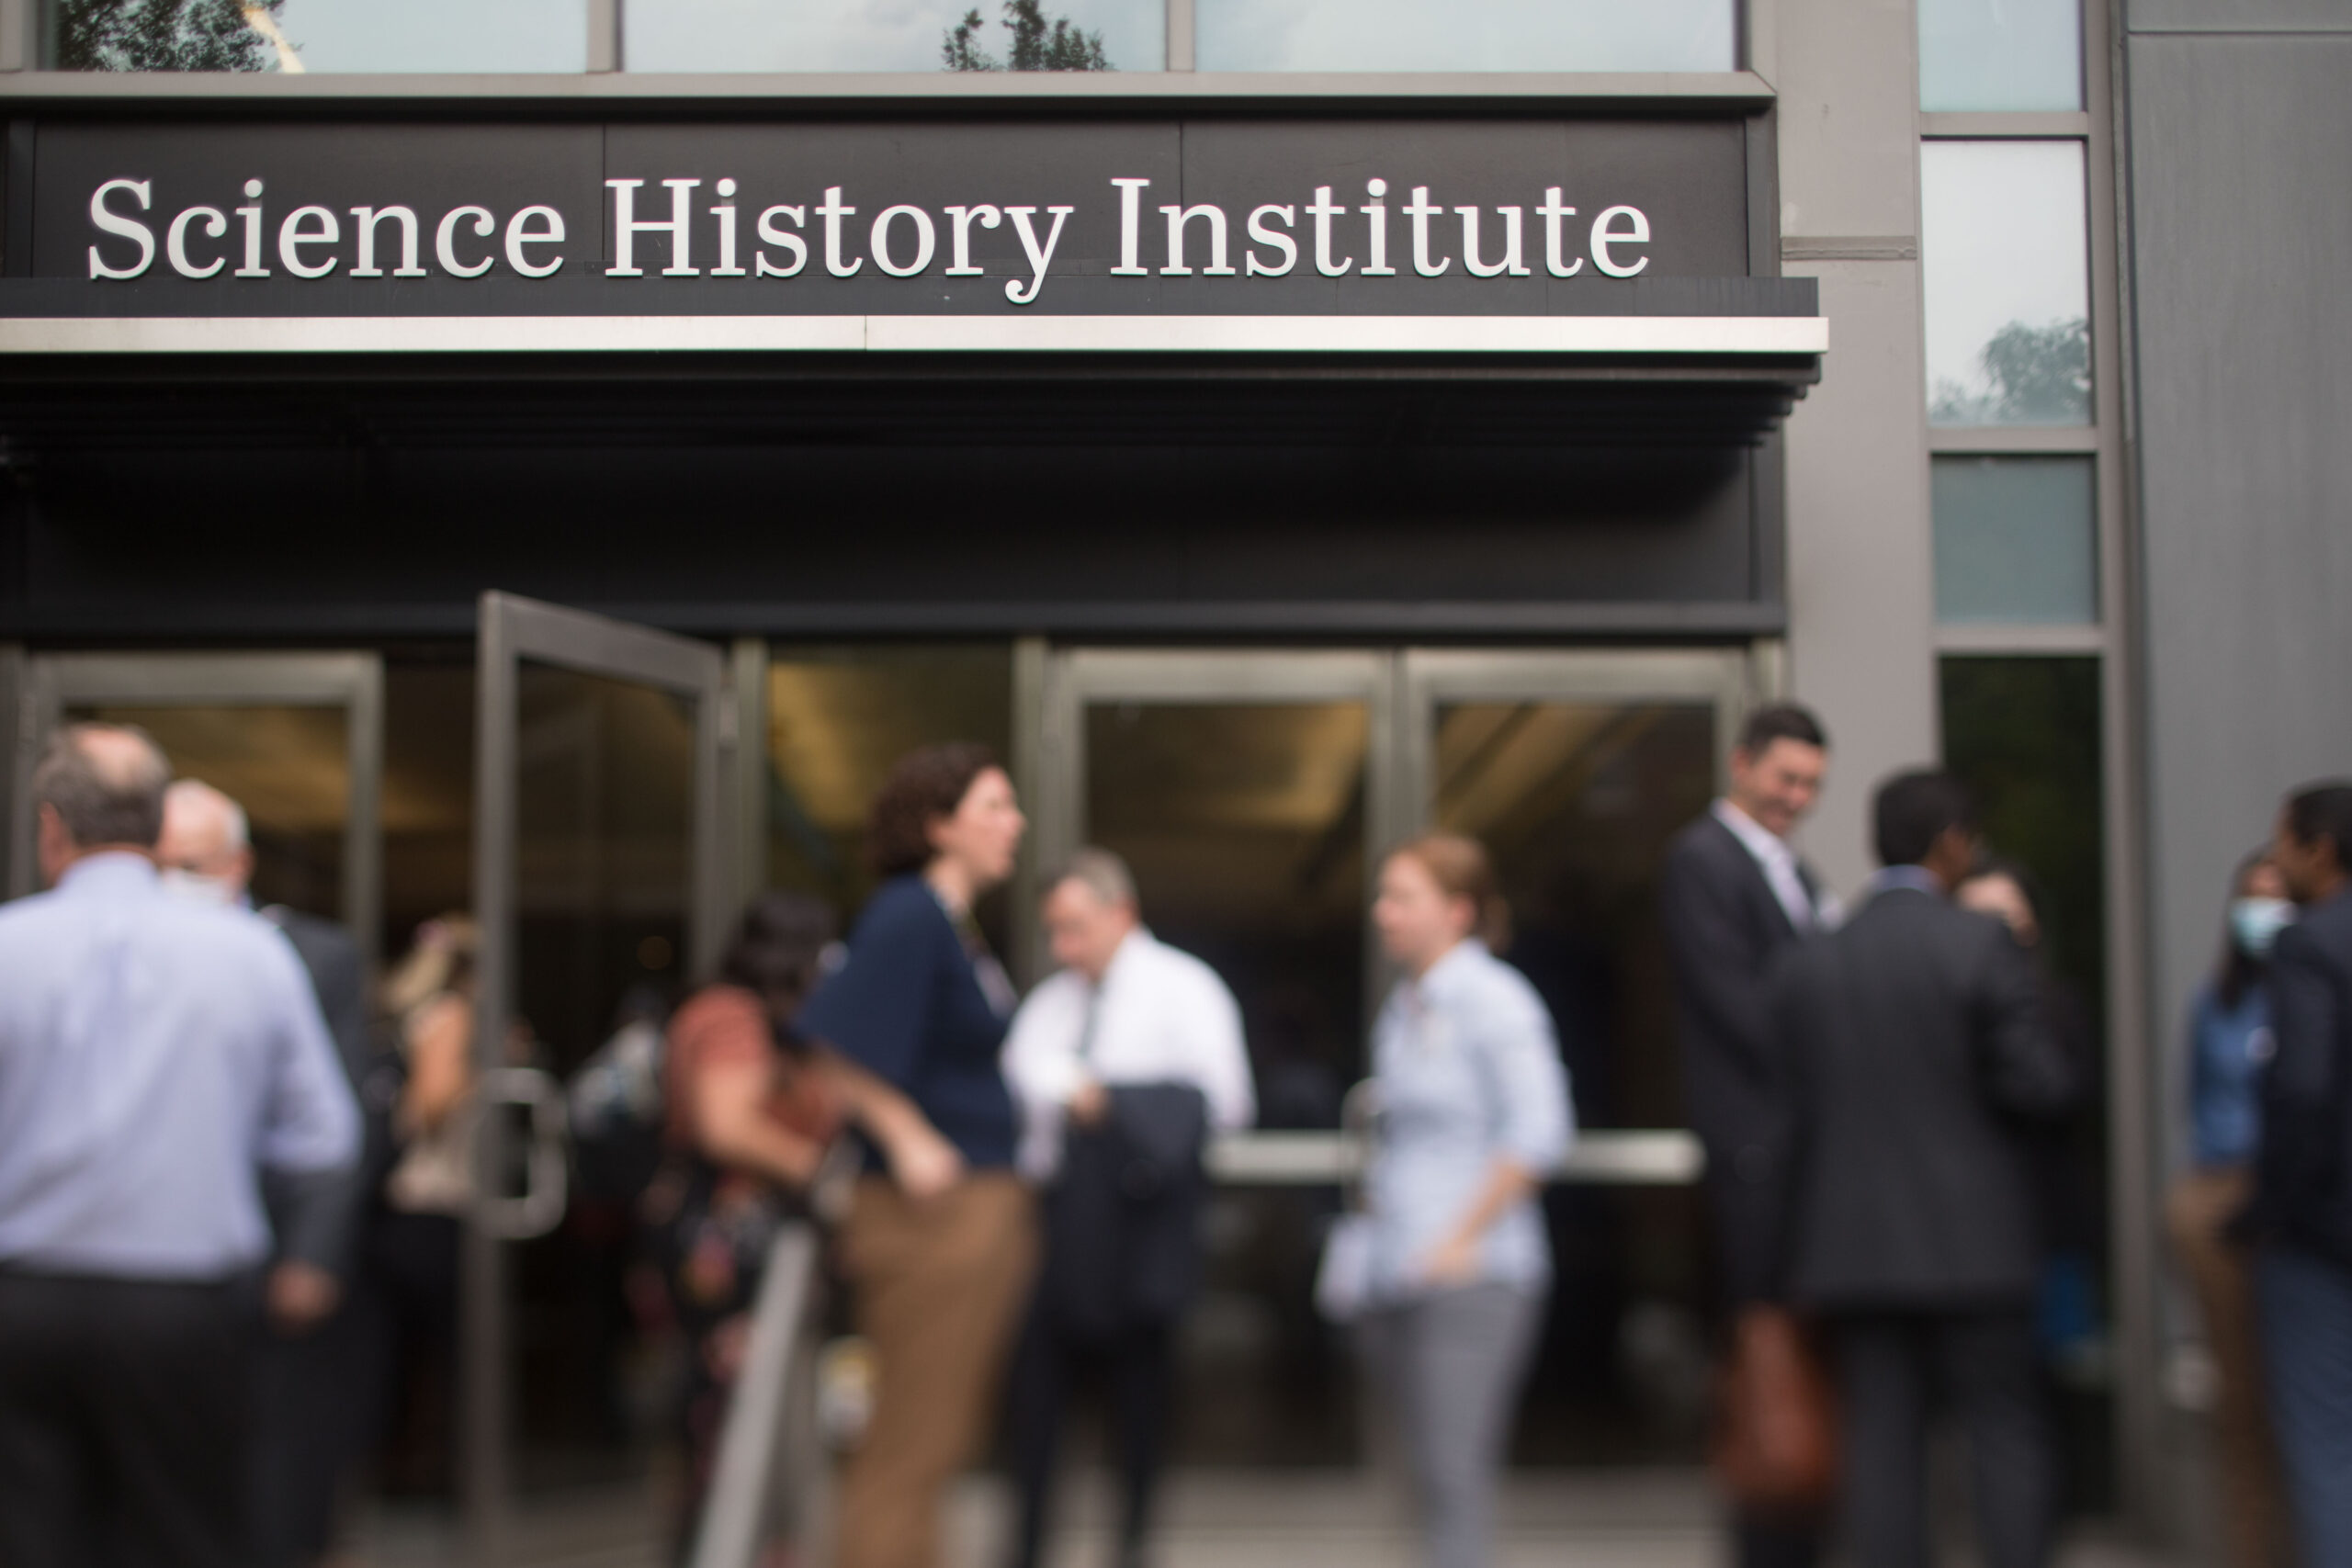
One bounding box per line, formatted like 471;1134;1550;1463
17;117;1787;319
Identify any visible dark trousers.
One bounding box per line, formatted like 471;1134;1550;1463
358;1209;463;1496
0;1269;253;1568
1706;1171;1824;1568
2256;1244;2352;1568
1827;1307;2055;1568
249;1293;369;1568
1006;1304;1174;1568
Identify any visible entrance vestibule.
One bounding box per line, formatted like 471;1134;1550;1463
2;612;1768;1560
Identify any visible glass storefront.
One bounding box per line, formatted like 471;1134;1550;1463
3;628;2138;1545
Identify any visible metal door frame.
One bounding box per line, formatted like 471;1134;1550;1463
6;649;384;965
1044;643;1777;1190
469;592;728;1564
1396;645;1766;1185
1398;647;1761;815
1037;648;1401;1019
1038;647;1404;872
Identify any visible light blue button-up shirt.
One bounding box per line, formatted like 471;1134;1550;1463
1367;939;1575;1302
0;852;359;1279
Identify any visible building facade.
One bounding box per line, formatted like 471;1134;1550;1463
0;0;2342;1557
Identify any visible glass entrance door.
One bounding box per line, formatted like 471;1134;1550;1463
1038;649;1397;1461
1399;649;1747;1461
1041;644;1761;1470
1039;649;1400;1100
469;593;729;1564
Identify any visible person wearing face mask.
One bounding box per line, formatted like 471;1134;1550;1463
2162;852;2295;1568
2248;782;2352;1567
1360;834;1574;1568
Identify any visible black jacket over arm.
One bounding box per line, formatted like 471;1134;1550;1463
2254;890;2352;1269
1659;811;1816;1304
1766;887;2079;1310
259;906;372;1278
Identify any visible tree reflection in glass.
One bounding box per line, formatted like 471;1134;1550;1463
51;0;590;71
1922;140;2093;427
52;0;277;71
942;0;1112;70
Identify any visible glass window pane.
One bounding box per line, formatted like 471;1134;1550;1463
1197;0;1733;73
1932;456;2098;625
50;0;590;72
67;703;348;918
1086;699;1369;1096
628;0;1161;73
764;645;1013;938
1938;654;2111;1485
384;659;475;968
1080;696;1370;1465
1919;0;2082;112
1923;141;2091;426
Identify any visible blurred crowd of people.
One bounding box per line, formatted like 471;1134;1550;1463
1661;705;2352;1568
1;713;2347;1568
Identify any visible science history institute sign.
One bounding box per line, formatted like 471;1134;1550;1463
0;117;1823;356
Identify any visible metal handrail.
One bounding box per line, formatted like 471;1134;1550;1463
683;1126;1696;1566
689;1223;826;1568
1205;1127;1705;1187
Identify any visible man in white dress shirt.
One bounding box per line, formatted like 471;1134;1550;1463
1001;849;1253;1568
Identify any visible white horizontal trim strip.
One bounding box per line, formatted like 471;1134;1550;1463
0;313;1826;356
867;315;1828;354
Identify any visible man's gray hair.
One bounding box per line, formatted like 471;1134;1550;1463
164;778;250;852
1050;846;1138;910
32;723;172;850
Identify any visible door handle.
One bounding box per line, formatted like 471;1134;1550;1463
475;1066;571;1241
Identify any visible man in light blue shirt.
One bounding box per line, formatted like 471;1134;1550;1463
0;724;359;1568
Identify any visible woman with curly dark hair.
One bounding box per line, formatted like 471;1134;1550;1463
797;742;1035;1568
649;888;969;1560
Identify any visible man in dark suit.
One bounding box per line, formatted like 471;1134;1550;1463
159;780;373;1568
2251;780;2352;1567
1767;771;2077;1568
1659;703;1835;1568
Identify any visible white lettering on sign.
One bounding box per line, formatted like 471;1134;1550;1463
79;174;1657;305
87;178;154;279
1590;205;1652;278
1003;206;1071;306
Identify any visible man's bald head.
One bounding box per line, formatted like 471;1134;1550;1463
158;779;254;898
34;724;171;852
